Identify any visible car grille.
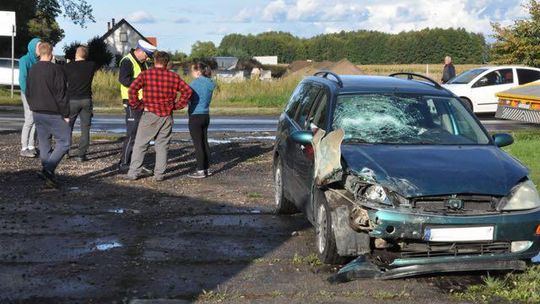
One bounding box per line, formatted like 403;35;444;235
412;195;500;215
400;241;511;259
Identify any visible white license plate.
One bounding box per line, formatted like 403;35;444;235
424;226;494;242
518;103;531;109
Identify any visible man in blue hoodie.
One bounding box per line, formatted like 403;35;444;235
18;38;41;158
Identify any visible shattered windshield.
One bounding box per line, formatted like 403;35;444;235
332;93;490;145
447;68;487;84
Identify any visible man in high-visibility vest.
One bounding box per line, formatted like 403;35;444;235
118;40;157;171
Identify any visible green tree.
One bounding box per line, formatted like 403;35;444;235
171;51;188;62
491;0;540;67
190;41;218;59
28;0;65;46
0;0;94;56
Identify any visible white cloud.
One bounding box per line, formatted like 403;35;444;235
128;11;156;24
234;0;528;36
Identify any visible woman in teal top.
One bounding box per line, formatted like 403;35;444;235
187;61;216;179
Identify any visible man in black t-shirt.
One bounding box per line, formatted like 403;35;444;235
64;46;97;162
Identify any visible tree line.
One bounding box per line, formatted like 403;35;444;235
215;28;487;64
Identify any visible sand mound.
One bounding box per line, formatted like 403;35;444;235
285;59;362;78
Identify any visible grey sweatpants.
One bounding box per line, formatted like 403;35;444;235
21;93;36;150
128;112;172;179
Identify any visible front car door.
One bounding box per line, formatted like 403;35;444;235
470;68;516;112
295;88;330;211
289;84;322;207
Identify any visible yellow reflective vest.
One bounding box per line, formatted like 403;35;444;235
119;53;147;100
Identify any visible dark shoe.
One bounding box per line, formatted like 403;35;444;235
117;163;129;173
20;149;37;158
37;169;58;188
73;155;88;162
188;170;207;179
141;166;154;176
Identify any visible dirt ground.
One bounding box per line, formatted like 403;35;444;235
0;131;479;303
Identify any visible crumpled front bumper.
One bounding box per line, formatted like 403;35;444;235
367;207;540;267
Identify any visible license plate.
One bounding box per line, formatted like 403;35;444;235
518;103;531;109
424;226;494;242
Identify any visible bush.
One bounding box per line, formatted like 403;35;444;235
62;36;113;69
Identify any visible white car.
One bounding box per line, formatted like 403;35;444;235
0;58;19;87
443;66;540;113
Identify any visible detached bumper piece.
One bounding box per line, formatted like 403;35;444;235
330;255;527;282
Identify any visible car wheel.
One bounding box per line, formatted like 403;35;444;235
314;188;345;265
273;157;298;214
461;97;473;112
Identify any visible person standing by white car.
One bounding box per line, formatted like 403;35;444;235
18;38;41;158
443;66;540;113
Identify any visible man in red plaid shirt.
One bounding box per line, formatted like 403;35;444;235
125;51;192;181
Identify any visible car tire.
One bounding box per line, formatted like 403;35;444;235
314;187;345;265
461;97;473;112
273;157;298;214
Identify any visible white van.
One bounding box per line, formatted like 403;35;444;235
0;58;19;87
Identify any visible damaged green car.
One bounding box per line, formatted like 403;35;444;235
273;72;540;279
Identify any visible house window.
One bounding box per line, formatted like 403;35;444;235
120;31;128;43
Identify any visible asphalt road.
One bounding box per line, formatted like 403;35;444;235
0;108;539;133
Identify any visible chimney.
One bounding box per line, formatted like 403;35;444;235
107;22;111;30
112;18;116;27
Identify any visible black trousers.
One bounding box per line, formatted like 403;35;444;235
188;114;210;171
69;98;93;157
119;100;143;166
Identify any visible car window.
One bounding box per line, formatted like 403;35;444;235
447;68;487;84
285;83;308;118
0;59;18;69
473;69;513;88
332;93;490;145
517;69;540;85
295;86;321;125
309;90;329;130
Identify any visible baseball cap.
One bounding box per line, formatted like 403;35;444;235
137;39;157;56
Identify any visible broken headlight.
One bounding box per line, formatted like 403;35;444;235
502;180;540;211
364;185;393;206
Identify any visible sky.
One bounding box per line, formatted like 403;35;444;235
57;0;530;54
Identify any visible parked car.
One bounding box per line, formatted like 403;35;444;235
0;58;19;87
273;71;540;278
443;66;540;113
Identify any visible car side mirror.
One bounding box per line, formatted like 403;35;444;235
291;130;314;145
493;133;514;147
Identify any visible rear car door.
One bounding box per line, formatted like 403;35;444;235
517;68;540;85
470;68;515;112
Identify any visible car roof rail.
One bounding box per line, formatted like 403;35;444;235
314;70;344;88
389;72;442;89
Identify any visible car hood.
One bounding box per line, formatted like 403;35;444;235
341;144;528;198
442;83;469;95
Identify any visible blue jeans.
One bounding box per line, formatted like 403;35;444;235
33;112;72;173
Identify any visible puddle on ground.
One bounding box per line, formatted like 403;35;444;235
95;241;123;251
106;208;141;215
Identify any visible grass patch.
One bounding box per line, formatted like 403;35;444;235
504;130;540;186
246;192;263;199
453;266;540;303
196;288;240;303
0;88;21;105
292;253;322;267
